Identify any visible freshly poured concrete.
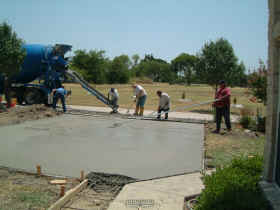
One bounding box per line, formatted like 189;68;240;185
0;115;203;180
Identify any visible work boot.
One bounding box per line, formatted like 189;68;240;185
134;107;139;116
212;130;220;134
139;107;144;116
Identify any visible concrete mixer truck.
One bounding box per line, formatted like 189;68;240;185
0;44;118;112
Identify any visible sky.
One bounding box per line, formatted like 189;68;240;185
1;0;268;70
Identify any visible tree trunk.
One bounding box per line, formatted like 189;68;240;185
4;77;11;108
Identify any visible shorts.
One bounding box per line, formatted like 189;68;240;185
136;95;147;108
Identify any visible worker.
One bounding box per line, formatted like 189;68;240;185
108;88;119;113
0;95;7;112
156;90;170;120
132;84;147;116
52;86;70;112
212;80;232;133
0;74;6;112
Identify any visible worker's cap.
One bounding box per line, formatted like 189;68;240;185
219;80;225;85
156;90;162;95
110;88;115;92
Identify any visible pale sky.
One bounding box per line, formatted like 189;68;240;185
1;0;268;70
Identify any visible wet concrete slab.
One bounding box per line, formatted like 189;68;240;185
0;115;204;180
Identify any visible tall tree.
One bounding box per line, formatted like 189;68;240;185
135;55;174;82
171;53;198;85
0;22;25;107
132;54;140;67
196;38;239;90
107;55;131;84
71;49;109;84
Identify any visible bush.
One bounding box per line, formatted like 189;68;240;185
195;156;269;210
240;115;252;129
129;77;153;84
247;60;267;105
257;117;266;133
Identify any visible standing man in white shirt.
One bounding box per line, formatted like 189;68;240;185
132;84;147;116
156;90;170;120
108;88;119;113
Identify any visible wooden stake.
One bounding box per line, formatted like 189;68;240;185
60;185;65;197
80;170;84;181
36;165;41;176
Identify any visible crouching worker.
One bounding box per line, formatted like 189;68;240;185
52;86;71;112
108;88;119;113
157;90;170;120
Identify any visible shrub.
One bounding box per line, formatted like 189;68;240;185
182;91;186;99
129;76;153;84
195;156;269;210
240;115;252;129
257;116;266;133
249;118;257;131
247;60;267;105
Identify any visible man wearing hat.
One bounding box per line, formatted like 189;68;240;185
212;80;231;133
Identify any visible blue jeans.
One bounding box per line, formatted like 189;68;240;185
53;93;66;112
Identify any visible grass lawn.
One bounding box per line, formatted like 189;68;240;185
205;123;266;168
64;83;264;115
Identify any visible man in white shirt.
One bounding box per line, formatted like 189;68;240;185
108;88;119;113
157;90;170;120
132;84;147;116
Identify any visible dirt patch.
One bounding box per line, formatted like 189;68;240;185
0;104;62;127
62;172;137;210
0;167;80;210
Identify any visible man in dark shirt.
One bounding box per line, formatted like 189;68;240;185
212;80;232;133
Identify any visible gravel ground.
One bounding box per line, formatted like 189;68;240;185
0;104;62;127
63;172;137;210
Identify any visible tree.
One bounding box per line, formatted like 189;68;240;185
132;54;140;67
233;61;248;87
196;38;239;90
248;60;267;105
71;49;109;84
171;53;198;85
107;55;131;84
133;54;175;83
0;22;25;107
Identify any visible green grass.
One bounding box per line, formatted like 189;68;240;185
205;124;266;168
14;191;53;209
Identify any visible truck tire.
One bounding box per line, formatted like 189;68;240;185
17;95;24;105
24;88;44;105
15;89;25;105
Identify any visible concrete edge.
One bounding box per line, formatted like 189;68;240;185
201;124;206;175
67;107;209;124
48;179;88;210
0;165;76;179
131;170;202;184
